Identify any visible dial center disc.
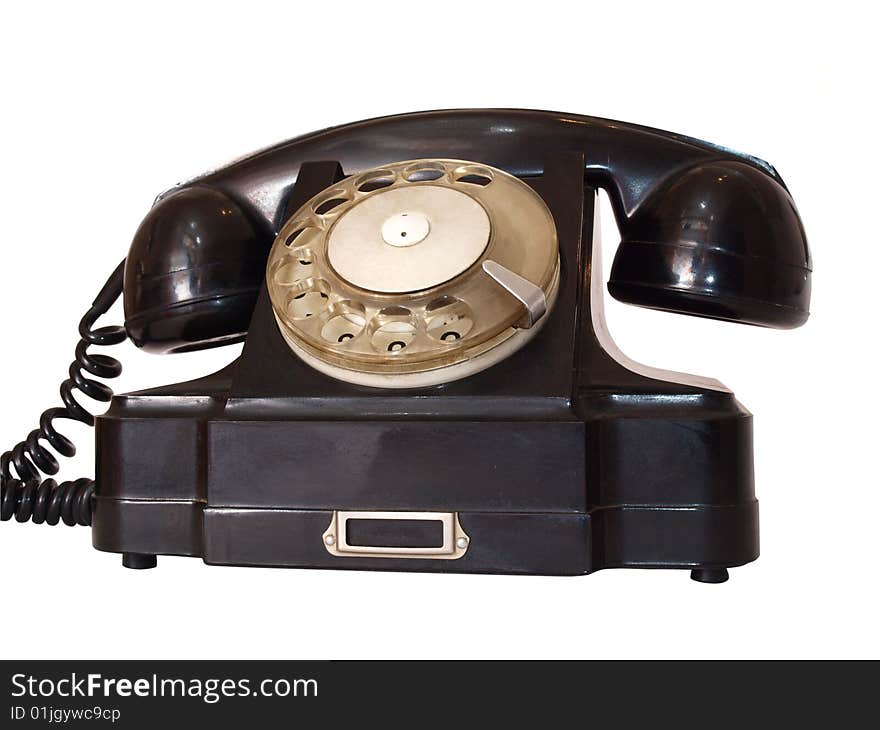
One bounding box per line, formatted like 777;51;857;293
328;186;490;293
381;211;430;247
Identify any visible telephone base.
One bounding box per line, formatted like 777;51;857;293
92;153;760;582
99;503;755;580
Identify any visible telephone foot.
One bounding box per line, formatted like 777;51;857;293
690;568;729;584
122;553;157;570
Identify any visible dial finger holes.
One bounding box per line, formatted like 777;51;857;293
356;170;395;192
313;190;351;216
370;306;417;354
285;279;330;320
453;165;493;186
321;301;367;344
273;250;315;285
284;223;320;248
403;162;446;183
426;296;474;343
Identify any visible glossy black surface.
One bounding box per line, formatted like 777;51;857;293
124;186;271;353
609;161;811;328
123;109;811;352
95;155;761;578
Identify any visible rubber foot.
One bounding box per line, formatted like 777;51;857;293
122;553;157;570
690;568;729;583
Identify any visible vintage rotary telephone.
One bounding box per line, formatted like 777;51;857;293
1;110;811;582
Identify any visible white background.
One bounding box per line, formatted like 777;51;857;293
1;1;876;659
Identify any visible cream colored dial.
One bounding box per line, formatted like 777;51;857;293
266;159;559;388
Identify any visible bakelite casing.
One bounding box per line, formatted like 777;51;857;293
95;111;812;579
95;151;780;577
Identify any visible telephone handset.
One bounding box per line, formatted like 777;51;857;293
1;110;811;582
125;109;809;355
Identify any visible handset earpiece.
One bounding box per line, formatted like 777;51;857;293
123;185;272;353
608;160;811;328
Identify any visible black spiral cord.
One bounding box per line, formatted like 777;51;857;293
0;260;126;526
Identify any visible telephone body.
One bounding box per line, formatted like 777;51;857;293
1;110;811;582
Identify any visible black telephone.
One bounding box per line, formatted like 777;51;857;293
1;110;811;582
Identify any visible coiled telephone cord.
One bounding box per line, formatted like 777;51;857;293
0;261;126;526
